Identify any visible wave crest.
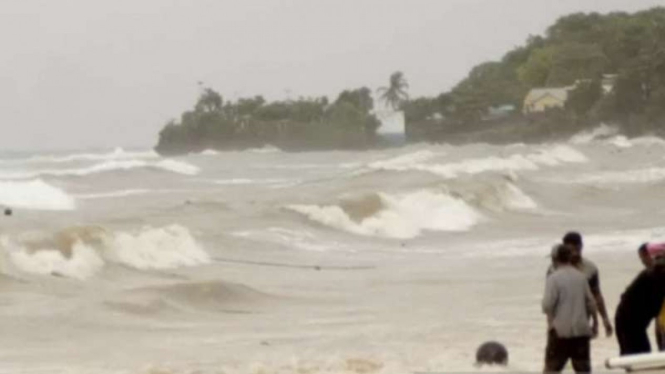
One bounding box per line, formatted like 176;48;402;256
0;225;209;279
0;179;76;211
0;159;200;179
367;145;587;178
288;190;483;239
9;147;159;164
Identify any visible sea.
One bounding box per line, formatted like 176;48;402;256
0;124;663;373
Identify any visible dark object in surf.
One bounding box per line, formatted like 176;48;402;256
476;341;508;366
3;208;11;216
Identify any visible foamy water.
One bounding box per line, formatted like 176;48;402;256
0;138;662;373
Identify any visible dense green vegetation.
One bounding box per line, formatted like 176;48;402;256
156;7;665;153
404;7;665;141
156;87;380;154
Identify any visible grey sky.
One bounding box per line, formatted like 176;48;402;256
1;0;662;151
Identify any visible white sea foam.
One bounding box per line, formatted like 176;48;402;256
12;147;159;164
503;183;538;210
199;149;220;156
233;227;343;252
574;167;665;184
0;225;209;279
607;135;633;148
632;136;665;147
570;124;619;144
7;241;104;280
74;189;151;200
288;190;483;239
0;159;200;179
249;145;282;154
368;150;438;170
367;145;586;178
0;179;76;211
102;225;210;270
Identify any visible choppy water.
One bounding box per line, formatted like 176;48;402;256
2;127;665;373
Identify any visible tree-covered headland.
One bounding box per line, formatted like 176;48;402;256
156;7;665;154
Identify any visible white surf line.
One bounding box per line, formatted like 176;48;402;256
212;257;375;270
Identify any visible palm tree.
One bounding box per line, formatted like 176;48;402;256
378;71;409;110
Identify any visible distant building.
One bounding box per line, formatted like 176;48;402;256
522;87;572;114
523;74;617;115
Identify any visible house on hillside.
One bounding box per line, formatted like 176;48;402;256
522;87;572;114
523;74;618;115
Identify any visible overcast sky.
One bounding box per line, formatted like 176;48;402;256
1;0;662;151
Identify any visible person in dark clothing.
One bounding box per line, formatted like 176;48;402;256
615;253;665;355
637;242;665;351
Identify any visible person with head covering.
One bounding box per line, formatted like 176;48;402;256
547;232;613;338
543;244;598;373
615;245;665;355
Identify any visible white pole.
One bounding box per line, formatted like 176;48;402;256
606;353;665;371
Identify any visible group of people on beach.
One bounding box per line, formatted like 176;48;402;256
543;232;665;373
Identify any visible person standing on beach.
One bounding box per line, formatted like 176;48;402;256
547;232;613;338
543;244;598;373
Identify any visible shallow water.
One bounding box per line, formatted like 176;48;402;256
1;133;663;373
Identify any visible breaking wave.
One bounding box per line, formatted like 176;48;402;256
74;189;151;200
0;225;209;280
9;147;159;164
198;149;220;156
0;179;76;211
367;145;587;178
572;167;665;185
570;124;619;144
368;150;439;170
288;190;483;239
287;178;538;239
249;145;282;154
0;159;200;179
453;180;538;212
570;125;665;148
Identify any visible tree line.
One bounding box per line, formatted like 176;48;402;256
156;71;410;154
156;7;665;153
403;7;665;142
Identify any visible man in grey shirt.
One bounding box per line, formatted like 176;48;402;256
547;232;613;338
543;244;598;373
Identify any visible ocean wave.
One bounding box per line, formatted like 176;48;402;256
606;135;633;148
127;280;269;310
249;145;282;154
0;225;209;279
368;150;438;170
5;147;159;164
570;126;665;148
0;179;76;211
233;227;345;252
570;124;619;144
631;136;665;147
367;145;586;178
0;159;200;179
212;178;296;186
455;181;538;212
288;190;483;239
74;189;151;200
199;149;220;156
572;167;665;184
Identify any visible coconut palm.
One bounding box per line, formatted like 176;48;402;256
378;71;409;110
